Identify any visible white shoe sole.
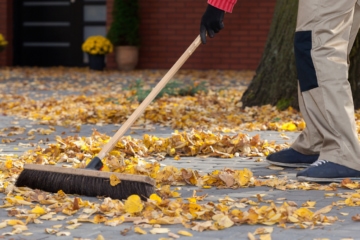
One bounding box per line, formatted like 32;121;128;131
297;176;360;182
266;160;311;168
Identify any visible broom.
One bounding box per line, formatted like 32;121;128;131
15;35;202;200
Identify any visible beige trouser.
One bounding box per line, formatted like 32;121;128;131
291;0;360;170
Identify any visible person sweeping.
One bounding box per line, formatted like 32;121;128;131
200;0;360;182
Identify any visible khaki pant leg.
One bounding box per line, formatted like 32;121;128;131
291;84;322;155
291;0;360;170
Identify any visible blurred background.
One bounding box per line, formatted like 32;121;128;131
0;0;275;70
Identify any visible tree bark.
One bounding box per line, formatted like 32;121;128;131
241;0;299;110
349;31;360;109
241;0;360;110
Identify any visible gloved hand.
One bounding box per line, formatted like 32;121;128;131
200;4;225;44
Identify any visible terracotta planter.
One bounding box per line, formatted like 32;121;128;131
115;46;139;71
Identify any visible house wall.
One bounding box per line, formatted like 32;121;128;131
0;0;12;66
0;0;276;70
107;0;276;70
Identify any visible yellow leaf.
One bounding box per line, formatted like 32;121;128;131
253;227;273;235
294;207;314;219
149;193;162;204
7;220;25;226
314;205;333;216
93;214;107;224
30;205;47;215
281;122;297;131
66;223;82;229
14;195;24;200
109;174;121;186
104;216;125;226
5;160;12;169
302;201;316;208
260;234;272;240
62;208;77;216
236;168;253;186
134;226;147;235
124;195;143;214
177;230;193;236
95;234;105;240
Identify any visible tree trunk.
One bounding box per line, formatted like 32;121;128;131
241;0;299;110
349;31;360;109
241;0;360;110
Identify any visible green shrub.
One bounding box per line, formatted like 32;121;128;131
107;0;140;46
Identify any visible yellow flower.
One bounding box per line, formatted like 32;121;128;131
82;36;113;55
0;33;8;47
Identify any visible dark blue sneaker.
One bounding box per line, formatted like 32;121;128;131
266;148;319;167
297;160;360;182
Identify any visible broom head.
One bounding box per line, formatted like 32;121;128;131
16;164;156;200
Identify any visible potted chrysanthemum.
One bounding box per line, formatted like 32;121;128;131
0;34;8;52
82;35;113;71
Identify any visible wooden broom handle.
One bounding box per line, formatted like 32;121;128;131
97;35;202;159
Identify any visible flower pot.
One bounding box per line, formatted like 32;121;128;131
88;54;105;71
115;46;139;71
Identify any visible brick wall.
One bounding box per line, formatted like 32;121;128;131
107;0;276;70
0;0;12;66
0;0;276;70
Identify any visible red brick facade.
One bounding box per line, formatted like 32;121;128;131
0;0;276;70
0;0;13;66
108;0;276;70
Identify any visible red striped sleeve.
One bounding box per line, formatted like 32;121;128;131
208;0;237;13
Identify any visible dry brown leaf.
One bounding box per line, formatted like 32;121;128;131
248;232;256;240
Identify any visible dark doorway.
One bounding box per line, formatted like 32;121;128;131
13;0;106;67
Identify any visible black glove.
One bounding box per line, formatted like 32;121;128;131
200;4;225;44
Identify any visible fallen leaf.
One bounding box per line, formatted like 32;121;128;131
95;234;105;240
314;205;333;216
110;174;121;186
150;228;170;234
248;232;256;240
134;226;147;235
352;214;360;221
168;232;180;238
56;232;71;236
178;230;193;236
124;195;143;214
121;227;132;236
0;222;7;229
260;234;272;240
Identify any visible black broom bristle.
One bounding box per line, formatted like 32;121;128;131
15;169;155;200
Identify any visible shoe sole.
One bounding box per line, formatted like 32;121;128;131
297;176;360;183
266;160;311;168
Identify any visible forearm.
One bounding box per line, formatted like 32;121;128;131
208;0;237;13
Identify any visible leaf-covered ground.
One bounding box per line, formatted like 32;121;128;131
1;67;360;239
